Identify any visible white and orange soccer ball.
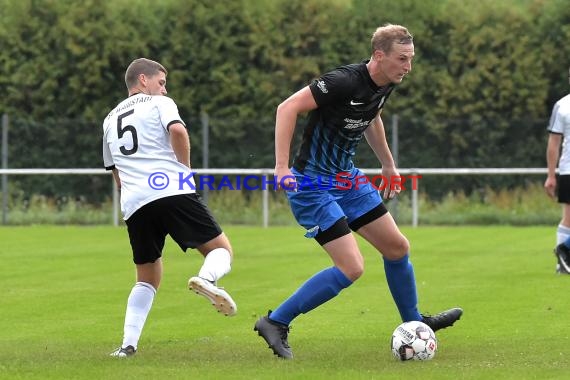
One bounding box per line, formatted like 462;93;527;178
390;321;438;361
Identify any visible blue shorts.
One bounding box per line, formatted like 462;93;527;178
286;168;383;238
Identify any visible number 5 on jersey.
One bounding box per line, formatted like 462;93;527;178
117;109;138;155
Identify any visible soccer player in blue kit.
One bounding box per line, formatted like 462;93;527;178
254;24;462;359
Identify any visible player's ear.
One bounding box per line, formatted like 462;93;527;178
373;49;384;62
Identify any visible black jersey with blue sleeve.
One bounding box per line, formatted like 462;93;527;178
292;61;395;176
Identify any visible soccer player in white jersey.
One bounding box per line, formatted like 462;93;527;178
545;67;570;274
103;58;237;357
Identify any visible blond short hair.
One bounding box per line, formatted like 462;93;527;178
371;24;413;54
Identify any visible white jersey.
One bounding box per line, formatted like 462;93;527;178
102;94;196;219
548;94;570;174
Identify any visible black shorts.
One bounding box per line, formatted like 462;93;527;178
558;175;570;203
125;193;223;264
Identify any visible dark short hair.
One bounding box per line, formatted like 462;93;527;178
124;58;167;90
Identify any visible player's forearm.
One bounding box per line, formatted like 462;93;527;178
172;140;191;168
546;136;561;177
546;148;559;177
373;139;396;169
365;119;396;169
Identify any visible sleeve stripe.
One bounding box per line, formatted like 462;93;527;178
105;165;116;171
167;120;185;131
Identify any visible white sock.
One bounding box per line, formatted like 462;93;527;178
557;224;570;245
122;282;156;350
198;248;232;283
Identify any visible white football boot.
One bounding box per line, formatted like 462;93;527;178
188;276;237;316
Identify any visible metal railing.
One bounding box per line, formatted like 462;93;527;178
0;167;549;227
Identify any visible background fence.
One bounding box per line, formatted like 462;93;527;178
0;167;551;227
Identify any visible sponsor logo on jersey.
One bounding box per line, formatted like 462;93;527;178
107;95;152;119
343;118;370;130
316;80;328;93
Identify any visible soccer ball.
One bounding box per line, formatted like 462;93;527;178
390;321;437;361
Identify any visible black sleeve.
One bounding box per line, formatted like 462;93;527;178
308;68;355;107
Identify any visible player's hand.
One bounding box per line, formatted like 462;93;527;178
544;176;557;199
275;166;297;191
381;166;401;200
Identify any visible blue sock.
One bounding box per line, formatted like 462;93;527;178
384;254;422;322
563;236;570;249
269;266;353;326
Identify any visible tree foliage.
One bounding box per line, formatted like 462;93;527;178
0;0;568;199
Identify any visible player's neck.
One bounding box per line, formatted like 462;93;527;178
128;86;149;97
366;59;390;87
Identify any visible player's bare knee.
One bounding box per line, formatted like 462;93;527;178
198;233;233;257
381;236;409;260
352;265;365;280
399;236;410;255
342;264;364;281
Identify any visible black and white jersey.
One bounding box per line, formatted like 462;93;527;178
293;61;395;176
548;94;570;174
102;94;196;219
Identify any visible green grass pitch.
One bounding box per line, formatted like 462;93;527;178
1;225;569;379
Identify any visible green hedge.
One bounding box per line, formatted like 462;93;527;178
1;0;569;200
